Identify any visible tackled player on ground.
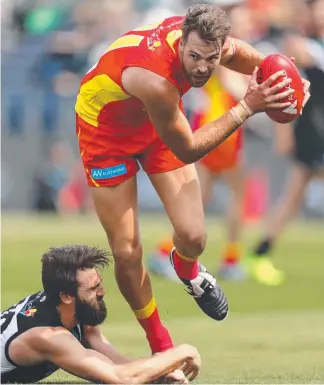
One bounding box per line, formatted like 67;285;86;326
1;245;200;384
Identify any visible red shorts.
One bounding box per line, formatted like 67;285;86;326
200;128;243;174
76;114;185;187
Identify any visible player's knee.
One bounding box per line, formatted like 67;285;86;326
112;241;143;267
177;228;207;255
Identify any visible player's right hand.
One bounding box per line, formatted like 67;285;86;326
244;67;295;114
162;369;188;384
180;345;201;381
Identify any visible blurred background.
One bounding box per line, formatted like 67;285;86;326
1;0;324;214
1;0;324;383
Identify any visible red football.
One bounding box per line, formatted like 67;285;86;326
256;54;304;124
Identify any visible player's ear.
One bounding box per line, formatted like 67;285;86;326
179;38;184;51
60;292;73;305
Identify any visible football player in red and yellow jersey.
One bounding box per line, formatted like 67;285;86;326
148;69;247;282
75;4;307;355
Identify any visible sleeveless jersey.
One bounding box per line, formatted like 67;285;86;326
75;16;190;133
1;291;83;384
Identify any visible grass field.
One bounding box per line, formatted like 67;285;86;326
2;214;324;384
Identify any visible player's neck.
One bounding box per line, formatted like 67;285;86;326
56;305;78;330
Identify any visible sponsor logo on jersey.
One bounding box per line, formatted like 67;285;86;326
20;308;37;317
91;164;127;179
147;37;161;51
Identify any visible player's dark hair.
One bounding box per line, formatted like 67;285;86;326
182;4;231;52
41;245;109;305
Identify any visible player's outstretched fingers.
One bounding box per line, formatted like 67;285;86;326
266;101;292;110
262;70;287;88
267;78;292;95
271;88;295;102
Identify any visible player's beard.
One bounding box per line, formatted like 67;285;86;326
74;296;107;326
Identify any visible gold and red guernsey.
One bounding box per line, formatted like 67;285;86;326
75;16;191;136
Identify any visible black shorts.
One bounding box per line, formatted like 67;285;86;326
291;62;324;170
293;140;324;170
293;110;324;171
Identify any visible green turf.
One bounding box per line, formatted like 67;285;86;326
2;214;324;383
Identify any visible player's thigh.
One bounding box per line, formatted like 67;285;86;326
141;136;206;239
91;177;141;262
149;164;206;240
76;114;143;256
282;162;312;207
222;163;246;198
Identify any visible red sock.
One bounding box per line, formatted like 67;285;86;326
171;249;199;280
223;243;241;265
135;297;173;354
157;239;174;258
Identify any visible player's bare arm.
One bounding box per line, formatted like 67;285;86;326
9;326;200;384
122;67;295;164
83;325;131;364
84;326;188;384
221;37;311;102
220;37;265;74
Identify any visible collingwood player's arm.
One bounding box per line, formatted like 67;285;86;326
9;326;201;384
